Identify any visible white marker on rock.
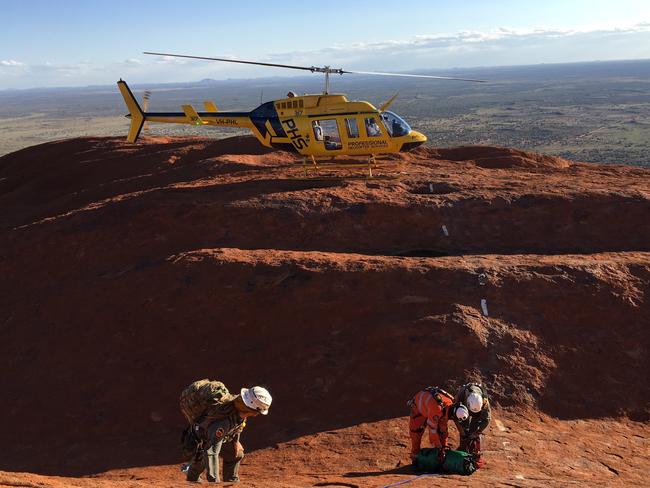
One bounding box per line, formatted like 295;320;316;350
441;225;449;237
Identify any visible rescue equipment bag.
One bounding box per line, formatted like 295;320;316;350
415;448;476;476
180;379;232;424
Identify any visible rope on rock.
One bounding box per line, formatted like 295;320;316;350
381;474;437;488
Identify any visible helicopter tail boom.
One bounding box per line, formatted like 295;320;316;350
117;80;146;142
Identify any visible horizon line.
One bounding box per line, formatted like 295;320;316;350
2;57;650;93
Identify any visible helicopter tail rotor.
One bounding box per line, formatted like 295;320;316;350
117;80;146;143
142;90;151;112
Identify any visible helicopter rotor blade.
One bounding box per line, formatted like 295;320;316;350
379;92;399;112
143;52;485;87
143;51;331;73
343;70;485;83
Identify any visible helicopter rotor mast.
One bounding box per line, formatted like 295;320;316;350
143;51;484;95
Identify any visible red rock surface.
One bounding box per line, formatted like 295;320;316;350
1;136;649;487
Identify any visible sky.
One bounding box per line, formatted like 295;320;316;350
1;0;650;89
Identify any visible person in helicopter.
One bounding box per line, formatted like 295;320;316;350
312;120;324;141
365;117;381;137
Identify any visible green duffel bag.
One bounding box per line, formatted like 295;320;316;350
415;447;443;472
415;448;476;476
443;449;476;475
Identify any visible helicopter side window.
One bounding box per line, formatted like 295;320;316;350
314;119;342;150
345;118;359;138
365;117;382;137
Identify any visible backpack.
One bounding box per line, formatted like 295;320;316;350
180;379;233;424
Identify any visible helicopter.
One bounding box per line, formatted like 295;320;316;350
118;52;484;175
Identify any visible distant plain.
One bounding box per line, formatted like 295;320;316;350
1;59;649;167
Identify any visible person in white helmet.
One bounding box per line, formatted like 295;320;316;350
185;385;272;483
453;383;491;465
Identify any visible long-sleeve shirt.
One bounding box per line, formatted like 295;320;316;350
408;388;454;453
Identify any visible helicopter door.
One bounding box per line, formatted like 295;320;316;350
313;119;342;151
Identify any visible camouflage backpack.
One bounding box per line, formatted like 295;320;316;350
180;379;233;424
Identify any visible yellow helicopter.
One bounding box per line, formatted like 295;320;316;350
118;52;483;175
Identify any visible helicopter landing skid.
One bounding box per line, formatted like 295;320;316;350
301;154;389;178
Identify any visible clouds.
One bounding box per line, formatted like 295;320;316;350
2;23;650;89
0;58;125;89
267;23;650;70
1;60;25;67
0;60;29;84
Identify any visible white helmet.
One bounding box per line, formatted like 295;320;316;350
454;404;469;421
467;392;483;413
241;386;272;415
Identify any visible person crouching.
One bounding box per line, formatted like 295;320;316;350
407;386;468;465
186;386;272;483
453;382;491;465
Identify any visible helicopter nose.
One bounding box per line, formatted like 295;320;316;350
400;130;427;152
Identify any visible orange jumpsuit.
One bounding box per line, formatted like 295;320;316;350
408;388;454;458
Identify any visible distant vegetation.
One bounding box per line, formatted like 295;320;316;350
1;59;649;167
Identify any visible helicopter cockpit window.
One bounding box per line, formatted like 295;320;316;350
381;111;411;137
313;119;342;150
365;117;382;137
345;118;360;138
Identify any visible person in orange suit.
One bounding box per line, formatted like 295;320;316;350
408;386;470;463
